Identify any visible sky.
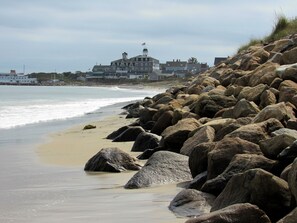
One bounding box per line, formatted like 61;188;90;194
0;0;296;74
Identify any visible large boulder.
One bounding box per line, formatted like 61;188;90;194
131;132;161;152
180;126;215;156
277;208;297;223
260;134;297;159
84;147;141;172
185;203;271;223
260;89;277;108
225;118;283;145
278;140;297;164
112;126;145;142
106;125;129;140
276;63;297;82
248;62;279;87
214;122;242;141
278;80;297;106
232;99;260;118
281;46;297;64
150;110;174;135
211;168;292;222
169;189;215;218
194;93;237;118
139;107;158;124
207;137;263;180
202;154;277;195
188;142;217;178
161;118;201;153
253;102;295;123
237;84;268;104
288;158;297;204
125;151;192;189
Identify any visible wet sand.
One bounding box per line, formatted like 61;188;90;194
36;115;187;223
37;115;138;166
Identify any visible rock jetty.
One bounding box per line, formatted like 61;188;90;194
86;33;297;222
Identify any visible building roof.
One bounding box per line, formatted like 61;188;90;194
214;57;227;65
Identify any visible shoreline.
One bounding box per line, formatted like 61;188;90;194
36;114;186;223
37;115;140;167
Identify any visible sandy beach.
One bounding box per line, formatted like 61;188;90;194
36;114;186;223
37;115;139;166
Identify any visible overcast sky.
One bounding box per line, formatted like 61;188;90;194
0;0;296;73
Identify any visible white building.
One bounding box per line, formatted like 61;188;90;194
0;70;38;84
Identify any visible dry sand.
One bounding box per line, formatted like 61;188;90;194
37;115;140;166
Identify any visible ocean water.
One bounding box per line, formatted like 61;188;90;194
0;85;157;129
0;85;184;223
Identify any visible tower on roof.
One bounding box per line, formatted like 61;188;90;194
143;48;148;57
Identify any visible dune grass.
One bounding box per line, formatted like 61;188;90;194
238;15;297;53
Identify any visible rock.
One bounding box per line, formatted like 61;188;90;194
207;137;263;180
84;147;141;172
272;128;297;138
202;154;277;195
225;118;283;144
248;62;279;87
140;120;155;131
161;118;201;153
185;203;271;223
180;126;215;156
277;207;297;223
280;164;292;181
276;63;297;82
260;134;297;159
288;158;297;204
287;118;297;130
201;118;236;132
260;90;277;108
139;107;158;124
253;102;295;123
211;168;292;222
281;46;297;64
150;110;174;135
112;126;145;142
194;93;236;118
169;189;215;218
279;80;297;106
83;124;96;130
278;140;297;164
188;142;217;178
106;126;129;140
125;151;192;189
232;99;260;118
270;77;283;89
214;122;242;141
131;132;161;152
238;84;268;104
125;102;144;118
152;95;174;108
136;146;165;160
187;171;208;190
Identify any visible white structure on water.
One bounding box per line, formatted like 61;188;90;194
0;70;37;84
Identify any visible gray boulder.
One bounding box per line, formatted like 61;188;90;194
106;125;129;140
212;168;292;222
232;99;260;118
84;147;141;172
169;189;215;218
131;132;161;152
180;126;215;156
125;151;192;189
185;203;271;223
